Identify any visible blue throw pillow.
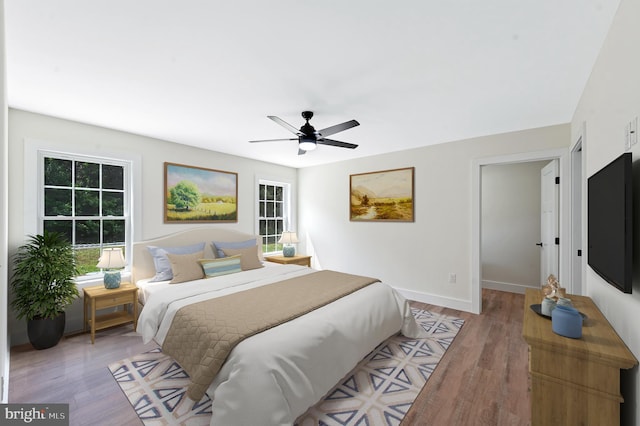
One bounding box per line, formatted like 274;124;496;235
212;239;257;258
147;242;206;282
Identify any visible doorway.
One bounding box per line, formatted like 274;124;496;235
481;160;553;293
471;148;571;314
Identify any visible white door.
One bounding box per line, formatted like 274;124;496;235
540;160;559;282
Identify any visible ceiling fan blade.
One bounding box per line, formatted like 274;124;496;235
297;148;307;156
317;120;359;137
249;138;298;143
268;116;303;136
317;138;358;149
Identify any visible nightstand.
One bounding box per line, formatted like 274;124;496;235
83;282;138;344
265;255;312;267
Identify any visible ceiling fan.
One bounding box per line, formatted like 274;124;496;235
250;111;360;155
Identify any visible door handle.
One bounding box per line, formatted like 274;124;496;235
536;242;543;247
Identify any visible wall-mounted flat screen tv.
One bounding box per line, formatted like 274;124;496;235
587;152;632;293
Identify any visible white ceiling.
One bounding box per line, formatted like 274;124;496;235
5;1;620;168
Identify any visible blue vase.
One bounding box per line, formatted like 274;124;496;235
551;305;582;338
103;270;122;289
282;245;295;257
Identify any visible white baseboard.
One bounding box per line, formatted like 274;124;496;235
394;287;473;313
481;280;538;294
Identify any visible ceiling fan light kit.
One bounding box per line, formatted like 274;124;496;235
250;111;359;155
299;136;317;151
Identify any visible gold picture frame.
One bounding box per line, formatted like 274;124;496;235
350;167;414;222
164;162;238;223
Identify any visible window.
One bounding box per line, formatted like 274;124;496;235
258;180;291;254
40;151;131;277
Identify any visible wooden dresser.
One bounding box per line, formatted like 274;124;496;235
522;288;637;425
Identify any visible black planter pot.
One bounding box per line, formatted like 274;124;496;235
27;312;66;350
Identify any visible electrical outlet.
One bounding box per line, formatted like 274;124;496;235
448;273;456;284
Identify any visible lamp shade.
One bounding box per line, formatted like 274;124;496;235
96;247;127;269
278;232;299;245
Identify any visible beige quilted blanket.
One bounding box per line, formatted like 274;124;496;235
162;270;379;400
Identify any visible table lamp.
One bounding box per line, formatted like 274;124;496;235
97;247;127;289
278;231;299;257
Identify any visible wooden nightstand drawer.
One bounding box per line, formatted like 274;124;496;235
95;292;135;309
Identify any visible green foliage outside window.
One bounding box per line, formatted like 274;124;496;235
258;183;285;253
43;156;127;276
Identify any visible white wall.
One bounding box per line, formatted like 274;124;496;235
8;108;297;345
571;0;640;423
0;0;9;403
482;161;548;292
298;124;569;311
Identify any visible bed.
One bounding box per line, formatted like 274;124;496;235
133;227;425;425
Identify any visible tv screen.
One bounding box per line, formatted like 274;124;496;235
587;153;632;293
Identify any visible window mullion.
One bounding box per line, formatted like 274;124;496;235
71;160;77;246
99;163;103;247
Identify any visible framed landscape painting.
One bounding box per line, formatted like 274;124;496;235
164;162;238;223
350;167;414;222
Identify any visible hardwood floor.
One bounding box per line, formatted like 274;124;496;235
402;289;529;426
9;327;154;426
8;289;529;426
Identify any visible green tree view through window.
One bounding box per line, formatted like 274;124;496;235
258;182;287;253
43;156;128;276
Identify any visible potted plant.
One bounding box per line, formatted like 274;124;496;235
10;231;79;349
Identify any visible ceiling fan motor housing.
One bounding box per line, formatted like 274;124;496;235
300;123;316;137
300;111;317;138
249;110;359;154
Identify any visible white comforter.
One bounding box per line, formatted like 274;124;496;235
137;264;424;425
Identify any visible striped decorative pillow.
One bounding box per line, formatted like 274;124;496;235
199;255;242;278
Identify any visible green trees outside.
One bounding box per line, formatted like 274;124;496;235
43;157;127;275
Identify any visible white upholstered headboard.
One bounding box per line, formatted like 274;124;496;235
132;227;262;283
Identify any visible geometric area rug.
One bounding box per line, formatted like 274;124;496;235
295;308;464;425
109;308;464;426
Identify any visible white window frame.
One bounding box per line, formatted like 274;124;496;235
256;178;293;255
39;150;132;281
24;139;141;285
